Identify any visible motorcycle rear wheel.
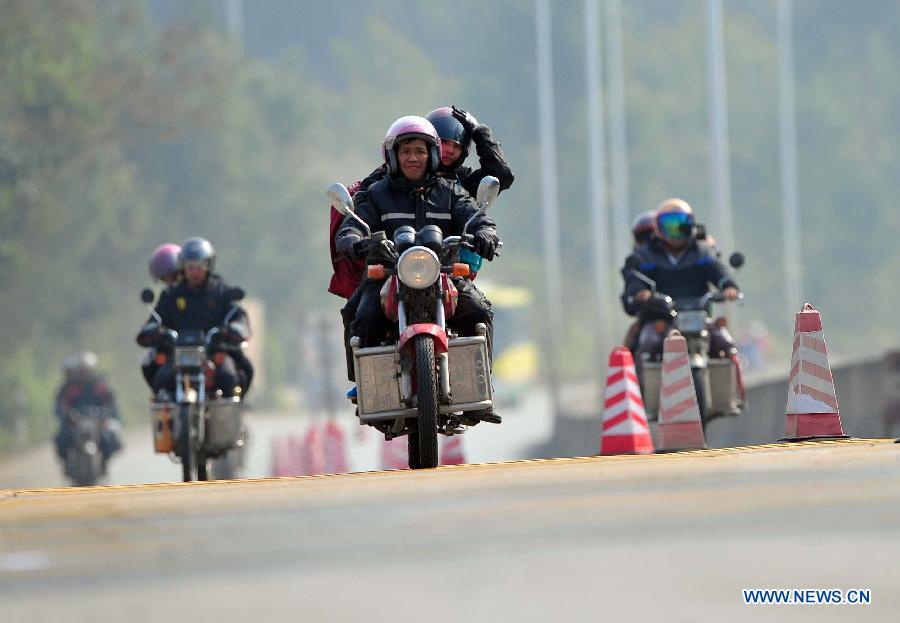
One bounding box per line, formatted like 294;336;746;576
413;335;439;469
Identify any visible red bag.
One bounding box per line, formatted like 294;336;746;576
328;181;365;299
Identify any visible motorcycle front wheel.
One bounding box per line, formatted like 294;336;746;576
412;334;439;469
180;404;197;482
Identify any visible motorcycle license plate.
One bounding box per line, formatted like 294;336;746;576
675;311;706;334
175;346;205;368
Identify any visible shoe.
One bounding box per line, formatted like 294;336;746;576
470;408;501;424
346;386;358;404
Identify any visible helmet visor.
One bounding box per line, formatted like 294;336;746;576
657;212;694;240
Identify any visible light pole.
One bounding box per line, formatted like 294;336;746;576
535;0;565;424
778;0;803;316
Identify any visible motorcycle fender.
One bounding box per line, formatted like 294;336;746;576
398;324;448;355
689;353;707;369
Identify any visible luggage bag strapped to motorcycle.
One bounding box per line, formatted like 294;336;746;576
353;334;493;421
205;396;243;450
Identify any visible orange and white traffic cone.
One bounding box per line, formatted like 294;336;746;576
322;420;349;474
783;303;848;440
657;331;707;451
301;426;326;475
599;346;654;455
381;436;409;470
440;435;466;465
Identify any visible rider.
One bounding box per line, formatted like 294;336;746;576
141;243;181;388
621;198;739;362
136;237;253;398
54;351;123;471
622;210;658;352
335;115;502;423
425;105;515;196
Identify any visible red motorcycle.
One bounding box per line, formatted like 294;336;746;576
328;177;501;469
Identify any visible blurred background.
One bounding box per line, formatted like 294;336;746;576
1;0;898;477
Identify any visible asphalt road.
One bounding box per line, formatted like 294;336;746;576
2;438;899;622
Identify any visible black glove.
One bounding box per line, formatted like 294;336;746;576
451;105;481;134
336;234;371;261
473;229;499;261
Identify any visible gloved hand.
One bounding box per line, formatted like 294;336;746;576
473;229;499;261
336;234;371;261
451;105;481;134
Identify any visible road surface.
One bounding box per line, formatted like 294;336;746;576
2;438;898;622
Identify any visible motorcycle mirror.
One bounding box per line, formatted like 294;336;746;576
475;176;500;210
228;287;245;301
141;288;155;304
729;252;745;269
327;182;354;215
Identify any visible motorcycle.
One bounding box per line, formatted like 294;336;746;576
328;176;501;469
140;288;247;482
628;252;746;428
63;406;120;487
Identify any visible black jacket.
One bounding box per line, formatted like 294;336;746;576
336;174;496;244
136;275;250;347
621;238;738;316
450;125;515;196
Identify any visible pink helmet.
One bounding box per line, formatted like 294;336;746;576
148;243;181;282
382;115;441;176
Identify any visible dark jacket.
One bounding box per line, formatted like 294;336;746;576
336;174;496;245
450;124;515;196
621;238;738;316
136;275;250;347
55;377;119;421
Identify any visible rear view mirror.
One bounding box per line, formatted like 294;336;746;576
729;252;745;269
475;176;500;210
327;183;354;215
141;288;155;304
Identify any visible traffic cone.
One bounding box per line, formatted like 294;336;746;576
380;436;409;470
657;331;707;451
322;420;349;474
783;303;848;440
301;426;326;475
599;346;654;455
440;435;466;465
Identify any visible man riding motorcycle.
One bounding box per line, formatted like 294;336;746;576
621;198;740;363
136;237;253;398
54;351;122;472
335;115;502;423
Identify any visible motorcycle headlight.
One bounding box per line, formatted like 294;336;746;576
397;246;441;289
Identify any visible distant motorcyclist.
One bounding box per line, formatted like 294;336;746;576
54;351;122;471
621;198;739;362
136;237;253;398
335;115;501;423
141;243;181;388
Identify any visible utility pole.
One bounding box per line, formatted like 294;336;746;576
605;0;632;306
777;0;803;316
584;0;614;369
535;0;565;425
705;0;735;257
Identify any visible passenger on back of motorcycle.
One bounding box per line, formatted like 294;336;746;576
335;115;502;423
621;198;739;362
135;237;253;399
140;243;181;388
54;351;123;470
